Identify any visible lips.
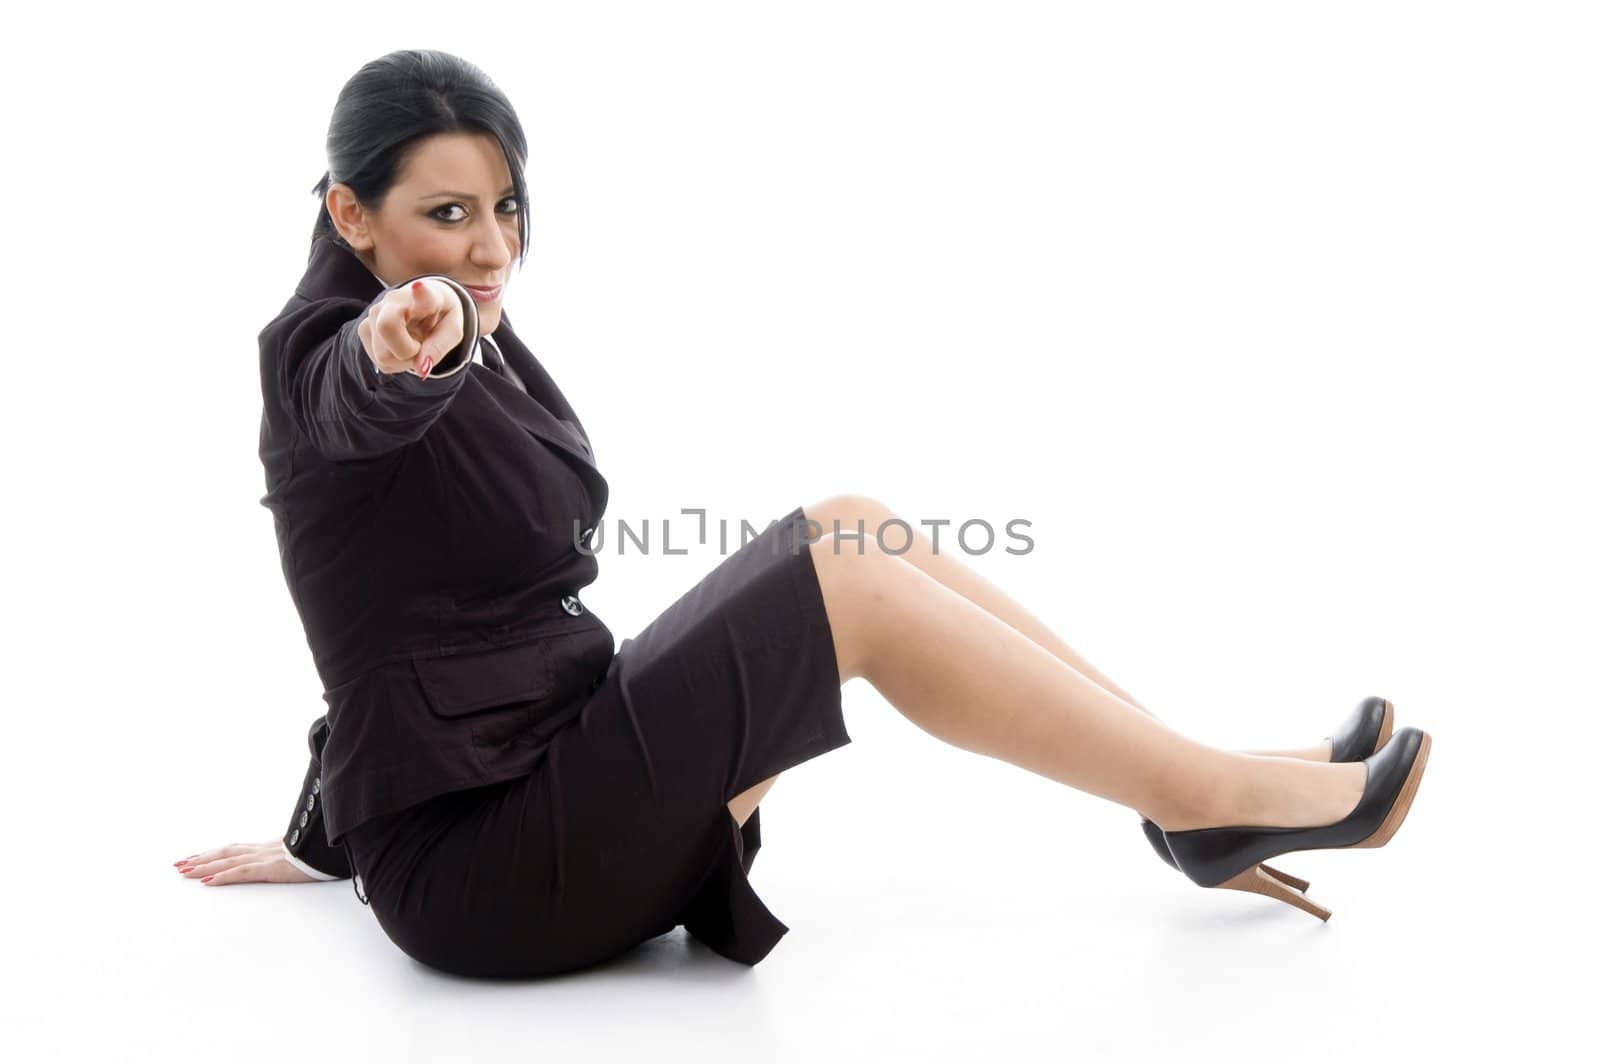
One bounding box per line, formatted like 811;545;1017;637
463;283;503;302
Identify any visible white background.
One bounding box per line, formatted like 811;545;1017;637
2;0;1594;1059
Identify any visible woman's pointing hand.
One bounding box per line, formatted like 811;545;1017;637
358;277;465;380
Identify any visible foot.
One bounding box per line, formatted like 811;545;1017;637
1156;759;1367;832
1274;760;1366;829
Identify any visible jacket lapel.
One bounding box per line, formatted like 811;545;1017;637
487;327;610;515
487;321;599;473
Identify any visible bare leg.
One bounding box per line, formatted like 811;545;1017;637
807;531;1365;832
1243;741;1334;761
728;773;779;828
802;494;1336;763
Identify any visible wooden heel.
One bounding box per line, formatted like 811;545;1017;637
1259;862;1311;893
1215;863;1333;921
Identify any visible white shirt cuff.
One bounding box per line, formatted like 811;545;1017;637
281;838;342;881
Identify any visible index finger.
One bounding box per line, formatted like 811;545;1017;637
386;280;451;355
405;278;451;326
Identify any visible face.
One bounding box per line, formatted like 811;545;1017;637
326;130;521;336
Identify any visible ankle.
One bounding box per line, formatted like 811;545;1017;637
1227;757;1365;829
1145;760;1236;832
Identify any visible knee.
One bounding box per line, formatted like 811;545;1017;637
803;492;897;539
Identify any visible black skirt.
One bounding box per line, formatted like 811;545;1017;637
342;505;852;977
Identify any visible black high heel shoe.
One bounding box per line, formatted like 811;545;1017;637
1138;696;1395;891
1160;725;1432;920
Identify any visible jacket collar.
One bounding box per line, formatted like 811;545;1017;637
294;235;387;303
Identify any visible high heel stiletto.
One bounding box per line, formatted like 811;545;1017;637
1139;696;1395;888
1161;726;1432;920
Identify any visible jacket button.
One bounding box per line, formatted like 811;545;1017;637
561;594;584;616
299;811;309;828
288;828;300;846
305;793;316;812
311;777;320;795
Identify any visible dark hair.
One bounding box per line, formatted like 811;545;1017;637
309;49;530;267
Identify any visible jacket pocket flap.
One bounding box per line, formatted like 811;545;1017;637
410;640;555;716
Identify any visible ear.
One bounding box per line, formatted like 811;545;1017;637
325;182;375;251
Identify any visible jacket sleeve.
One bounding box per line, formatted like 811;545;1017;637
275;274;481;463
281;715;351;880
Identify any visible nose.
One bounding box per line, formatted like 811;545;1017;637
471;213;514;274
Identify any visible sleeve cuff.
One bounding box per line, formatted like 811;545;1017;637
282;838;343;881
391;274;479;380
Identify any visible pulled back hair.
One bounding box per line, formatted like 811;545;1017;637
309;49;530;267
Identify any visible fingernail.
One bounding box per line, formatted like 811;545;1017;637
412;280;425;293
201;876;214;883
419;356;432;379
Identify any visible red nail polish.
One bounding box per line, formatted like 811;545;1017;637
201;876;214;883
419;356;432;379
412;280;425;293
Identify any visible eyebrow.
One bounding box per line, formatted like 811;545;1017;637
417;185;517;202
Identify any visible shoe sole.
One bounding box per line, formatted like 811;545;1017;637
1377;699;1395;750
1350;729;1430;850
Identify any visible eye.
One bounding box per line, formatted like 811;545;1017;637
431;197;521;223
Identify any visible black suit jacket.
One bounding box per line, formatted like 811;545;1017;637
258;237;616;876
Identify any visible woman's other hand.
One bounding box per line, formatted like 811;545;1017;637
173;838;320;885
358;277;466;380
